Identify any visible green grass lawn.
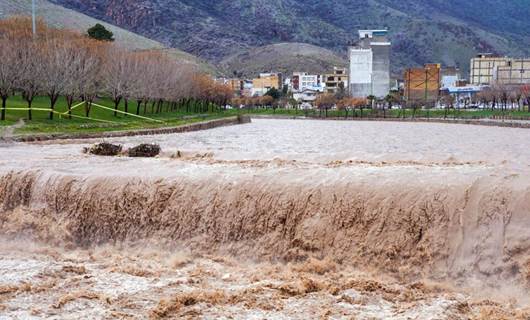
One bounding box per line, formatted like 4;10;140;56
0;95;234;136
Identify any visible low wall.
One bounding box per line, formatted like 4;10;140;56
251;115;530;129
13;115;251;142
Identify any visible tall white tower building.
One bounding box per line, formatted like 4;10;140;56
349;30;391;98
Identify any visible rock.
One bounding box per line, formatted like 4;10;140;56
84;143;122;156
128;144;161;158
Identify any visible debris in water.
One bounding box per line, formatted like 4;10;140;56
128;143;161;158
83;142;123;156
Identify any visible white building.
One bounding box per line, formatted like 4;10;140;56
293;89;320;104
349;30;391;98
292;72;325;93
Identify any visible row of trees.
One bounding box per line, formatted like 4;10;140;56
0;17;233;121
475;84;530;111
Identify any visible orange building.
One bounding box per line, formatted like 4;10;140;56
404;64;441;105
215;78;244;96
252;73;282;96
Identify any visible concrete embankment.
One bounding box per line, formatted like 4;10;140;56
11;115;251;142
251;115;530;129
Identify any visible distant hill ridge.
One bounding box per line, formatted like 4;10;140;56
47;0;530;77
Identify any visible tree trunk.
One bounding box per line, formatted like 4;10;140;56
113;97;122;117
136;100;142;115
1;96;7;121
66;96;74;119
49;94;59;120
85;101;90;118
124;99;129;115
27;98;33;121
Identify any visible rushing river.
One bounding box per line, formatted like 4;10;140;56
1;119;529;319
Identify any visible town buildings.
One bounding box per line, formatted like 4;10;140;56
252;73;282;96
470;54;530;85
293;89;320;105
214;78;244;96
470;54;510;85
292;72;324;92
495;59;530;85
348;30;391;98
404;64;441;105
324;67;348;94
441;67;461;88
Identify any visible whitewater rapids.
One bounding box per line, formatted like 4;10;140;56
1;119;530;319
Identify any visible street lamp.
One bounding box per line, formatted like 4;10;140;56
32;0;36;37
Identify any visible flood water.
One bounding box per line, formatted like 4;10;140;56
1;119;529;173
1;119;530;319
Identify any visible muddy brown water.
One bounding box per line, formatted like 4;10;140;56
1;119;530;319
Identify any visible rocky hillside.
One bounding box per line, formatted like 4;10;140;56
220;43;347;78
48;0;530;77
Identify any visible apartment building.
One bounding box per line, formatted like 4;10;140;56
324;67;348;93
292;72;324;92
470;54;510;85
252;73;282;96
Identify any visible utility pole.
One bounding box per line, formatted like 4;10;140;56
32;0;36;37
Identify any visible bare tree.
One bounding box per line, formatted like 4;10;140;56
315;93;336;117
40;37;72;119
16;38;44;120
101;46;129;116
77;40;105;117
0;38;19;121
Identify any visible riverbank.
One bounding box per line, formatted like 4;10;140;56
3;115;250;142
250;114;530;129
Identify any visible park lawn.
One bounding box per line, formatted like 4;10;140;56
0;95;233;136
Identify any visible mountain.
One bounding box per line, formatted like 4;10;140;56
47;0;530;78
0;0;218;74
220;43;347;78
